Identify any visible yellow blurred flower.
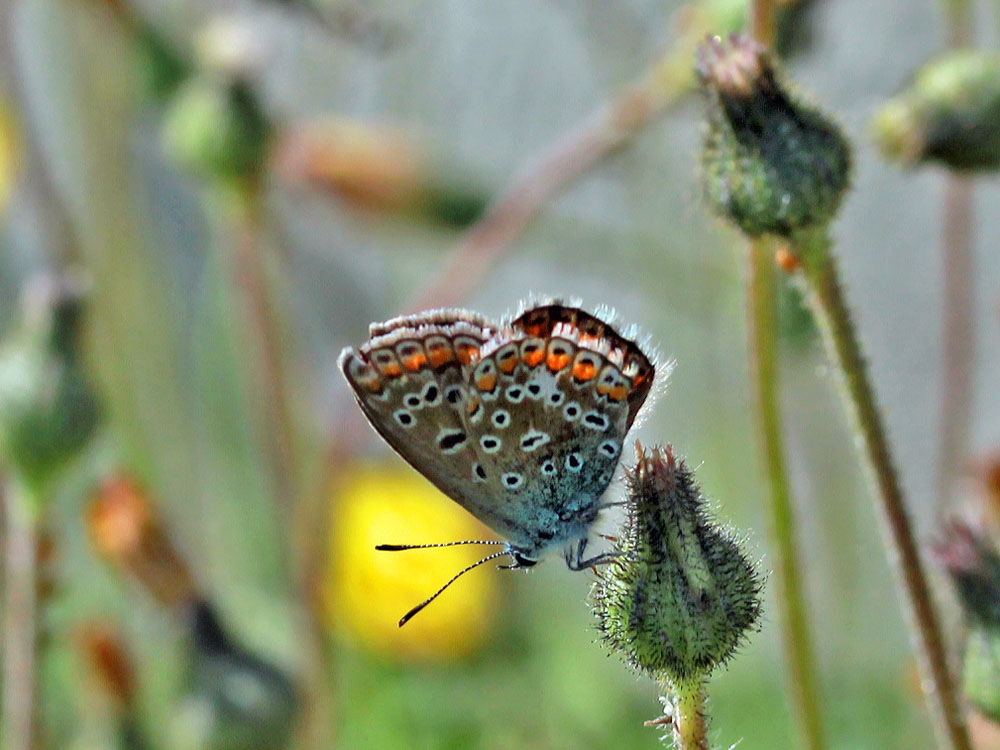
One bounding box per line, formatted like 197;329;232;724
323;464;499;661
0;97;18;213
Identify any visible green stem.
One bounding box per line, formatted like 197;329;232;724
793;227;972;750
748;238;826;750
671;679;709;750
749;0;778;46
937;177;974;509
1;479;41;750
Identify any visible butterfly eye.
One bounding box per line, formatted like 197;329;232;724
421;383;441;405
598;440;620;459
501;472;524;490
505;386;525;403
436;429;468;454
393;409;416;428
479;436;502;454
519;430;551;452
582;411;610;431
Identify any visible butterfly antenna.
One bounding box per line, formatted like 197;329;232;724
396;549;510;627
375;540;505;551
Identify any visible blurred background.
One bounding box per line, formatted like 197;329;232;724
1;0;999;748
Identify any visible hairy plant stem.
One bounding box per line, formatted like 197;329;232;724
748;238;826;750
792;226;972;750
1;480;41;750
668;679;709;750
746;5;827;746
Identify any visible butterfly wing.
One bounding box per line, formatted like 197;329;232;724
341;304;657;558
338;311;500;507
456;305;657;556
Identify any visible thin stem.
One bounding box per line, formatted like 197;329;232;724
1;480;40;750
937;177;975;509
749;0;778;46
671;679;709;750
748;238;826;750
793;228;972;750
936;0;976;511
407;43;690;312
227;182;298;534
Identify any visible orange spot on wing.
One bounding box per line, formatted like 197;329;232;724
523;347;545;368
476;373;498;392
547;352;570;371
427;343;455;368
402;351;428;371
607;384;629;401
361;377;384;394
456;343;480;365
467;397;481;417
572;360;597;381
498;353;518;374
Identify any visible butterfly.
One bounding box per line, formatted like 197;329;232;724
339;303;656;624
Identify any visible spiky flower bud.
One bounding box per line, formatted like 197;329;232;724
698;35;851;238
874;51;1000;171
937;521;1000;721
0;275;101;499
591;443;762;683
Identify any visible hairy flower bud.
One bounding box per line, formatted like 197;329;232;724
698;35;851;238
0;275;101;497
874;51;1000;171
591;443;762;683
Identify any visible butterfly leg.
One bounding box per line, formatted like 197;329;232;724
497;548;538;570
565;538;623;571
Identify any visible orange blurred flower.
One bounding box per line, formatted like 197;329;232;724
275;119;424;212
87;474;197;608
76;622;137;709
322;464;499;662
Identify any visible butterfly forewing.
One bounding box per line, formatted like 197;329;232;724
339;312;498;505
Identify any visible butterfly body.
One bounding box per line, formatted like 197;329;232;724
339;304;655;565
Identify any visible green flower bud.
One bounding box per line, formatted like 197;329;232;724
135;24;191;104
964;629;1000;723
937;521;1000;721
698;35;851;238
0;275;101;498
591;443;763;683
162;76;271;186
873;51;1000;171
183;600;298;750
